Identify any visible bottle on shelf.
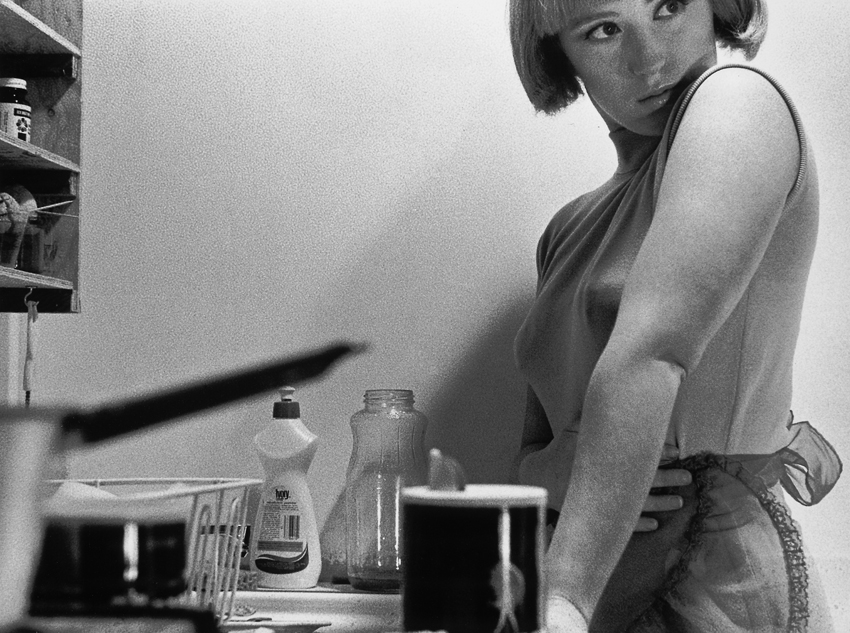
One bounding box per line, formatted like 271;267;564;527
0;78;32;142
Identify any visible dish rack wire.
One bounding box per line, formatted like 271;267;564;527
62;477;262;622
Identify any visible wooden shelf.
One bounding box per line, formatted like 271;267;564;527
0;268;76;312
0;0;80;56
0;0;82;312
0;266;72;289
0;287;76;312
0;131;79;171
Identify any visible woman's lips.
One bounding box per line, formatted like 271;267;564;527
639;82;677;102
638;86;675;108
638;75;693;109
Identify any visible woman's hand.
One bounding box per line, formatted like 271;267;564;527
544;595;589;633
520;431;691;533
634;444;691;532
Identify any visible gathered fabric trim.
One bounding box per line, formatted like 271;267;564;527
546;418;841;632
630;414;843;632
636;453;810;632
774;418;843;506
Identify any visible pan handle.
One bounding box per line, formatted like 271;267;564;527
61;341;364;447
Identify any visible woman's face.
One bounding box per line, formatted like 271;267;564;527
558;0;718;136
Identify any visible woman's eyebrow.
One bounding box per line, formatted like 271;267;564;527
559;0;624;30
564;0;661;32
566;9;618;32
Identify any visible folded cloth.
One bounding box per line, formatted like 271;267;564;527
736;419;843;506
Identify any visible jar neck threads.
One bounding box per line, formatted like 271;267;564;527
363;389;414;412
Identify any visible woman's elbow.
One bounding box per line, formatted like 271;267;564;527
604;329;700;384
653;352;692;383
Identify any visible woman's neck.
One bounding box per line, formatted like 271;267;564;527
608;126;660;175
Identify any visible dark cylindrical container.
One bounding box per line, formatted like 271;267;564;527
30;518;187;613
401;485;546;633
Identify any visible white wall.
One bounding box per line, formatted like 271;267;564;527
10;0;849;620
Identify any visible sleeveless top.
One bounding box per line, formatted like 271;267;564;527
514;64;840;503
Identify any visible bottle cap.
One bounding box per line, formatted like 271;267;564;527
273;386;300;419
0;78;27;90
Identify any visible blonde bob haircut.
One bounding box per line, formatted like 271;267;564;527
510;0;768;114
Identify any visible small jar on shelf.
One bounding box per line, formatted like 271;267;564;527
0;78;32;142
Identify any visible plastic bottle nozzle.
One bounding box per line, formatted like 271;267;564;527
274;387;300;418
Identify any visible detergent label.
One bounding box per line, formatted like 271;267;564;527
254;544;310;574
254;491;308;574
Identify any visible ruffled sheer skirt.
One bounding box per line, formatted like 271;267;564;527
628;454;832;631
557;419;843;633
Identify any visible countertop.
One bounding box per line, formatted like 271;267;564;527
226;584;401;633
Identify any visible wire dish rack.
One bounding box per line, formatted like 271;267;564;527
49;477;262;623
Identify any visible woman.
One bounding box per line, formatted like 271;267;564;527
509;0;843;631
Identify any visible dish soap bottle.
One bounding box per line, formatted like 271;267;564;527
249;387;321;589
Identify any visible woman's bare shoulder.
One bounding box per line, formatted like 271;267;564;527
670;65;799;196
698;65;794;112
679;66;797;138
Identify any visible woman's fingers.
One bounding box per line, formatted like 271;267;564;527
643;493;683;513
635;516;659;532
635;495;683;532
635;467;691;532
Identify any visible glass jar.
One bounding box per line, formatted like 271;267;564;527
0;78;32;142
345;389;428;591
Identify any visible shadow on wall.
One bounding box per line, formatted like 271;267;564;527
425;297;532;484
319;294;533;581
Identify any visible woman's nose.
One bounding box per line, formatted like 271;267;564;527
624;29;666;80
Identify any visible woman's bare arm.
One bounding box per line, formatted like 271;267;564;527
546;68;801;621
514;387;691;531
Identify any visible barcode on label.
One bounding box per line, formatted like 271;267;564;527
283;514;300;540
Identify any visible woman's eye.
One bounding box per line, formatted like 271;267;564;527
657;0;687;17
586;22;620;40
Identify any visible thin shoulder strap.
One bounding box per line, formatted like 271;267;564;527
666;63;809;197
